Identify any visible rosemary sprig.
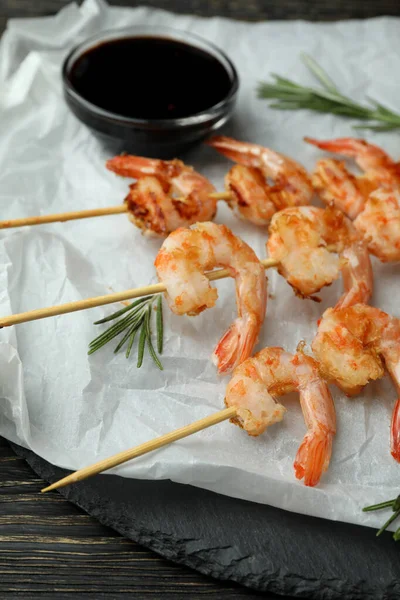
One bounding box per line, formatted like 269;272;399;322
144;305;163;370
363;494;400;539
88;295;164;370
257;53;400;131
156;294;163;354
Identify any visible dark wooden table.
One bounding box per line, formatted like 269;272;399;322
2;1;400;598
0;438;268;598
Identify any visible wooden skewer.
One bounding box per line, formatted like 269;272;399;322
0;258;279;328
0;205;128;229
0;192;231;230
41;406;237;493
208;192;231;200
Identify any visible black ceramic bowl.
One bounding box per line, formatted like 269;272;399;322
62;27;239;158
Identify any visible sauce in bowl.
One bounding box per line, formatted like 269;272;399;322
69;36;233;121
62;28;239;157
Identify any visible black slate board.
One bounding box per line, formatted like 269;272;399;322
10;442;400;599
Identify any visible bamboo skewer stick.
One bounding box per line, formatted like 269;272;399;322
0;205;128;229
208;191;231;200
0;258;279;328
0;192;231;230
41;406;237;493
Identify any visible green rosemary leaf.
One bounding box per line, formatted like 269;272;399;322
392;495;400;512
369;99;399;118
145;306;163;370
89;310;143;351
90;312;135;347
362;495;400;540
89;293;165;368
137;320;147;368
147;340;163;370
267;81;312;95
301;53;339;94
126;326;139;359
362;499;396;512
156;295;163;354
271;75;306;90
258;55;400;131
376;509;400;537
88;318;136;354
114;319;142;354
354;123;400;132
267;103;298;110
329;105;371;118
94;296;153;325
257;82;310;99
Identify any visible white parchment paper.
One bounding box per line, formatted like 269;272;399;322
1;0;400;530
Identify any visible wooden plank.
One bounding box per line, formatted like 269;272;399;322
0;437;266;598
1;0;400;33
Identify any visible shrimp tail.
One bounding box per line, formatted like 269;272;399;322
294;430;333;487
334;281;371;310
207;136;257;167
106;156;181;180
106;156;159;179
334;240;373;310
390;398;400;462
304;137;360;156
213;318;258;375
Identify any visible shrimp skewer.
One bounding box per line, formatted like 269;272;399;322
305;137;400;261
308;158;369;219
225;346;336;486
42;345;335;492
207;136;313;225
266;205;373;308
106;155;217;236
155;222;267;374
306;137;400;189
312;304;400;460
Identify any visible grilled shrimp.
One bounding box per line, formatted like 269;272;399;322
305;137;400;219
354;188;400;262
305;137;400;262
266;205;373;308
308;158;371;220
207;136;313;225
154;222;267;374
225;346;336;486
306;136;400;187
312;304;400;461
106;155;217;236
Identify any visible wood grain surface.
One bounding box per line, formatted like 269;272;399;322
2;0;400;33
0;436;272;599
1;1;400;598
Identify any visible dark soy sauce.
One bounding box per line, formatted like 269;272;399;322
69;37;232;120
